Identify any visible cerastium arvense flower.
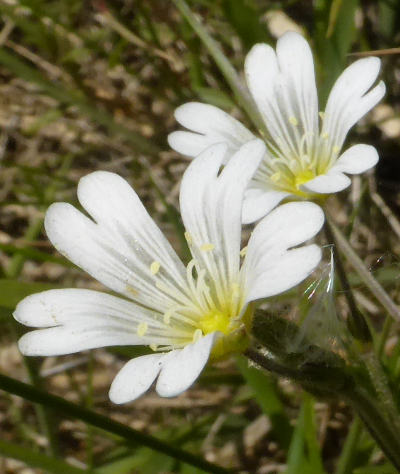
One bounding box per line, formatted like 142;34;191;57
169;31;385;223
14;140;324;403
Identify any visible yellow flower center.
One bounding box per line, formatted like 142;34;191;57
198;310;232;335
293;169;316;190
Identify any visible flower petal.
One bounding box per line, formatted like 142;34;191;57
275;32;319;135
245;32;318;154
109;353;165;404
246;245;322;301
331;144;379;175
243;201;324;301
18;324;140;356
168;131;216;158
180;140;265;292
156;333;216;397
13;288;182;349
45;172;189;314
302;172;351;194
323;57;385;150
242;186;290;224
169;102;255;157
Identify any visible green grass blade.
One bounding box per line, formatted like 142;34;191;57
314;0;359;103
0;373;231;474
0;438;86;474
237;356;292;449
171;0;267;136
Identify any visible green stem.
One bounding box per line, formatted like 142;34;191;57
363;352;400;434
246;348;400;471
344;385;400;471
0;373;231;474
171;0;268;137
325;213;400;323
335;417;363;474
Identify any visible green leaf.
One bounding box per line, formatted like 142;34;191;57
353;465;398;474
221;0;270;49
97;448;174;474
286;394;326;474
0;279;58;309
314;0;359;103
0;243;74;268
0;438;85;474
194;86;235;109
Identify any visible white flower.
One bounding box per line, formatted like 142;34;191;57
168;31;385;224
13;140;324;403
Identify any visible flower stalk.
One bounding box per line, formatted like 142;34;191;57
246;345;400;471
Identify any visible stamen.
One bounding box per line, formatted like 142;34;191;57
192;328;202;343
289;116;298;126
163;311;172;324
321;132;329;140
271;171;281;182
319;111;325;120
126;285;139;297
150;343;158;351
240;246;247;257
200;243;215;252
184;231;192;244
150;261;161;275
137;322;148;337
333;145;340;154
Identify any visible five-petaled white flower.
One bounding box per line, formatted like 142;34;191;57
169;31;385;223
14;140;324;404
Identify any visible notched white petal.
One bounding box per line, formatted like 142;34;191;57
301;172;351;194
18;324;141;356
242;188;290;224
156;333;216;397
332;144;379;175
167;131;211;158
247;245;322;301
171;102;255;158
109;353;165;404
243;202;324;302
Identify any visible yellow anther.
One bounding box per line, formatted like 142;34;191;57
163;311;171;324
270;171;281;182
137;322;148;337
240;246;247;257
319;111;325;120
126;285;139;297
200;243;215;252
192;328;203;343
150;261;161;275
333;145;340;153
321;132;329;140
150;343;158;352
289;116;298;126
184;231;192;244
